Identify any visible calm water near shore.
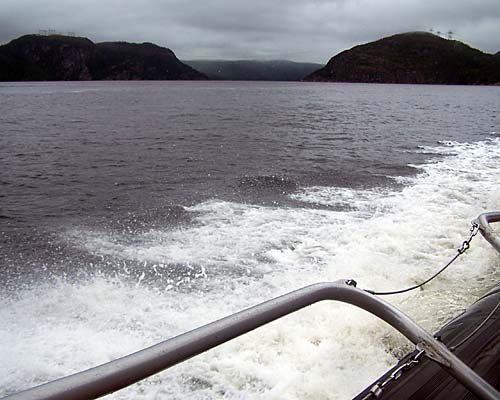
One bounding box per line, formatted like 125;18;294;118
1;81;499;399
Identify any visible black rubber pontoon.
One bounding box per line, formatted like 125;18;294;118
355;211;500;399
355;285;500;399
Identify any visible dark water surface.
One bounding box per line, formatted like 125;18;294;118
2;82;497;226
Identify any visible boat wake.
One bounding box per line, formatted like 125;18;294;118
1;138;499;399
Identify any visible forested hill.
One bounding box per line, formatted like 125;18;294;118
305;32;500;85
0;34;207;81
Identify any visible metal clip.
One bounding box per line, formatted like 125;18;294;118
457;221;479;254
417;340;451;367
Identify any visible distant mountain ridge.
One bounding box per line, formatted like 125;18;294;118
1;32;499;83
305;32;500;85
183;59;324;81
0;34;207;81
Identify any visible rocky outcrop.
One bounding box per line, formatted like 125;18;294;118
305;32;500;85
0;35;207;81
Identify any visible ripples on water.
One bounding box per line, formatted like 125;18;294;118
1;81;499;399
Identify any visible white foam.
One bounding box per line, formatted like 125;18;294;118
1;138;499;399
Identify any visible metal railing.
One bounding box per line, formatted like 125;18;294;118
4;282;499;400
3;212;500;400
475;211;500;254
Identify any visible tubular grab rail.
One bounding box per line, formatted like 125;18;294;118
475;211;500;254
3;281;499;400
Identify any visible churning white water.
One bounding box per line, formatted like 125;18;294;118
1;138;499;399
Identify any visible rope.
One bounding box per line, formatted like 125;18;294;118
363;222;480;296
364;252;462;296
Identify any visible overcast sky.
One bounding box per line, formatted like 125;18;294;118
0;0;499;63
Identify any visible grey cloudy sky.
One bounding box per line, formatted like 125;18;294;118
0;0;499;63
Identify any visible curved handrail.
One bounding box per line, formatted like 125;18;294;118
3;281;498;400
475;211;500;253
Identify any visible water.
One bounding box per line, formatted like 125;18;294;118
1;81;499;399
